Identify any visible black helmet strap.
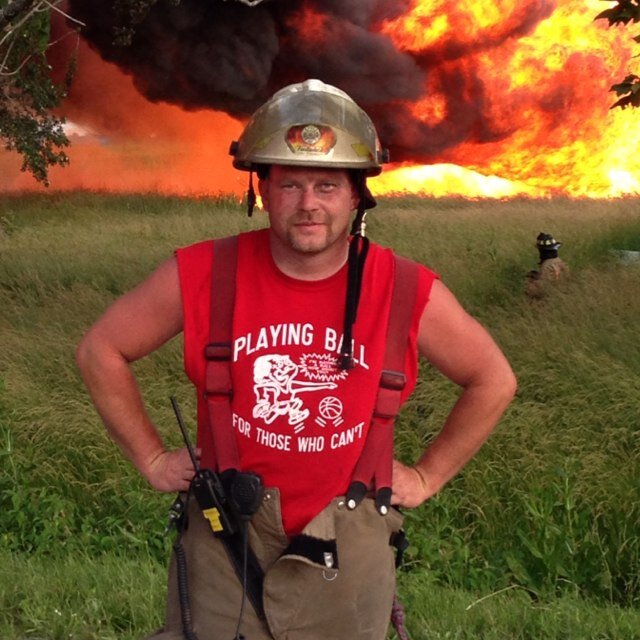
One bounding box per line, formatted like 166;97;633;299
339;177;370;371
246;170;257;217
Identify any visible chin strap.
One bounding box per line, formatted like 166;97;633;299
339;200;369;370
246;171;256;217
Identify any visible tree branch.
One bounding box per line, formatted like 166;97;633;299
0;0;40;33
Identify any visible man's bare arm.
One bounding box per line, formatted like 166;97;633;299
76;257;196;492
392;279;517;508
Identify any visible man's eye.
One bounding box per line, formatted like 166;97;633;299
318;183;336;192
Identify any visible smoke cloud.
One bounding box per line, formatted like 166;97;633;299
66;0;558;164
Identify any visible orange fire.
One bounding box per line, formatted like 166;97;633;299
0;0;638;199
0;41;245;196
374;0;640;197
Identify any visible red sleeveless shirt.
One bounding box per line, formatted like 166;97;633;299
176;229;437;535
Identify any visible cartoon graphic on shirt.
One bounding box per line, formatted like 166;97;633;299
252;354;337;428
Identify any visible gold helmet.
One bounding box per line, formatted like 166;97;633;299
230;79;388;176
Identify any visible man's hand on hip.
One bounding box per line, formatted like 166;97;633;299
391;459;434;508
145;446;200;492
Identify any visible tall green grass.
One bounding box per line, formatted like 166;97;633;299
1;192;639;637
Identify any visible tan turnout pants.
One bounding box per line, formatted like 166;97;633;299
146;488;403;640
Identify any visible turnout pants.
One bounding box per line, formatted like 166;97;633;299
146;488;403;640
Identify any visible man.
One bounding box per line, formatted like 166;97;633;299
525;231;569;299
76;79;516;640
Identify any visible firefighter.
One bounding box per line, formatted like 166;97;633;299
76;79;516;640
525;232;570;299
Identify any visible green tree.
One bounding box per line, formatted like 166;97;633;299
595;0;640;108
0;0;179;185
0;1;82;185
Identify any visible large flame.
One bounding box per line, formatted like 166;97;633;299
0;41;245;195
0;0;638;199
374;0;640;197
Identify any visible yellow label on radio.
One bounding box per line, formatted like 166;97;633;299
202;507;223;532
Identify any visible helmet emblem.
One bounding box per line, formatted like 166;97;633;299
301;125;321;145
286;124;337;154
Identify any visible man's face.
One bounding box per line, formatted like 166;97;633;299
258;165;358;256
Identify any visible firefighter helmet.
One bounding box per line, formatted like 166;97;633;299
230;79;388;176
536;232;562;251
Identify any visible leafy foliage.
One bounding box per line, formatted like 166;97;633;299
0;0;183;184
595;0;640;109
610;72;640;107
595;0;640;26
0;1;73;185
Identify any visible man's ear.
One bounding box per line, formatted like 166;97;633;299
351;186;359;212
258;177;269;212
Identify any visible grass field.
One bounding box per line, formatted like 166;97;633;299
1;192;639;639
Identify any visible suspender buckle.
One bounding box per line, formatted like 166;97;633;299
373;370;406;420
204;342;232;361
379;370;406;391
204;343;233;398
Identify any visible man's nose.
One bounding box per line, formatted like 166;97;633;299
299;186;319;210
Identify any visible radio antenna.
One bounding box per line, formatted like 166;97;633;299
170;396;200;472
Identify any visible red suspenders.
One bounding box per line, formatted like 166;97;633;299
346;255;419;514
203;235;241;473
203;237;419;511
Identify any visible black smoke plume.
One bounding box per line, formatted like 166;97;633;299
67;0;557;163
